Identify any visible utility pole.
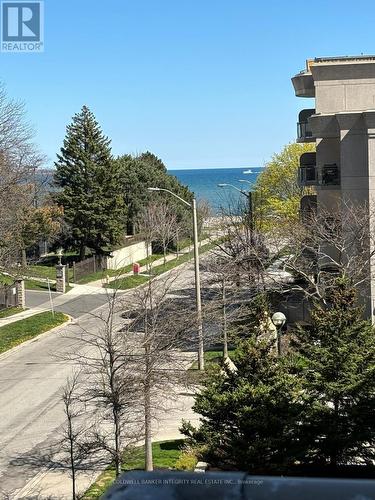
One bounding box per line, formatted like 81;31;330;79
148;188;205;370
192;198;204;370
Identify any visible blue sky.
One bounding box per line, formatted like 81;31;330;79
1;0;375;169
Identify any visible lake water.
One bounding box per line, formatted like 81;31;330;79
38;167;262;214
169;167;262;213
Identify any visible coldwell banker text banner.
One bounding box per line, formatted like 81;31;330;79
1;1;44;52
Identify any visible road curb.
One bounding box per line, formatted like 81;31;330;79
0;315;73;362
13;467;51;499
103;242;214;293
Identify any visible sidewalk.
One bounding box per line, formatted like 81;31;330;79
0;280;125;328
14;354;199;500
0;307;51;327
88;239;210;288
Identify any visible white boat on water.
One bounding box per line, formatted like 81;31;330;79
243;169;253;174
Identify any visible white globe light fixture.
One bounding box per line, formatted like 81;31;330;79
271;312;286;356
57;248;64;266
271;312;286;327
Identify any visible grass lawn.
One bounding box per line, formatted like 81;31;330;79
0;311;68;354
83;440;186;499
152;241;216;277
105;243;216;291
26;265;58;280
76;255;163;284
26;265;74;282
25;279;72;293
0;307;25;319
106;274;150;290
24;279;56;292
189;349;235;370
1;273;57;291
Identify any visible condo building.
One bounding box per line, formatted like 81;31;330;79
292;55;375;319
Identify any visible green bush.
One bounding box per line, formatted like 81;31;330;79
175;450;198;471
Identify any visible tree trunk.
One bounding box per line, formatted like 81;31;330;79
222;279;228;358
69;424;76;500
146;237;150;273
114;409;122;477
79;243;85;261
330;399;339;467
144;345;153;471
21;248;27;268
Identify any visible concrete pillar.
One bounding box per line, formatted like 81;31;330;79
337;113;373;319
364;112;375;321
55;265;66;294
15;280;25;309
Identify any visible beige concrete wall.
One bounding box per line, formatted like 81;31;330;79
105;241;152;270
316;137;341;213
312;62;375;114
293;58;375;319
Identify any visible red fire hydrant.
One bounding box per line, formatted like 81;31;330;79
133;262;141;275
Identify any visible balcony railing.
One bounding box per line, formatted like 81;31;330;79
298;165;340;188
297;109;315;142
299;152;318;187
299;165;318;186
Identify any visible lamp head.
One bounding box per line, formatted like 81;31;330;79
218;183;228;188
272;312;286;327
148;187;161;191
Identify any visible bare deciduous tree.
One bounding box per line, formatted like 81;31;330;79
63;292;142;478
139;201;179;265
0;83;46;272
60;371;93;500
120;269;195;471
268;201;375;307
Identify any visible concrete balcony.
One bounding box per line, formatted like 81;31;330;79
299;152;317;186
297;109;316;142
321;163;340;186
292;71;315;98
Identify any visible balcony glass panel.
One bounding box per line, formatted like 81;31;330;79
297;109;315;141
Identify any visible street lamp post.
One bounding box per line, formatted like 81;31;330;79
148;187;204;370
239;179;255;233
57;248;63;266
271;312;286;356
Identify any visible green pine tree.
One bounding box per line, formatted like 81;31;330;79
54;106;125;259
182;339;302;472
231;292;272;342
293;278;375;466
114;152;192;235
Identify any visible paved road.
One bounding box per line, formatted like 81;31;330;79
25;289;113;318
0;262;204;498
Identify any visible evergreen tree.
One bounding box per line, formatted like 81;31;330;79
114;152;192;235
231;292;272;342
54;106;125;259
293;278;375;466
182;339;301;471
